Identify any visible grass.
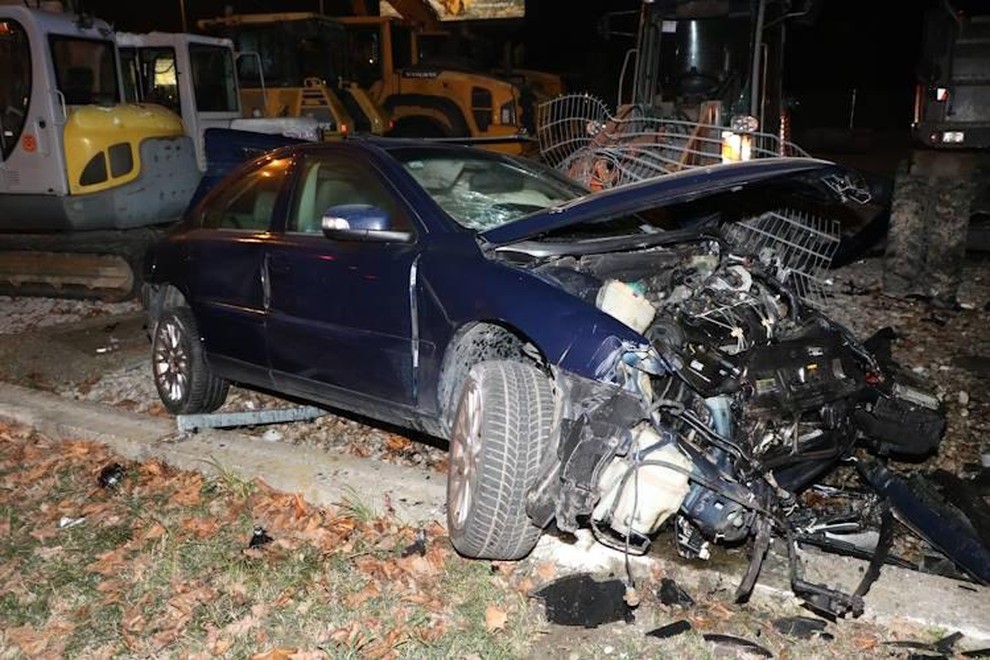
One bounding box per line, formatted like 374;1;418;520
0;420;963;659
0;422;546;658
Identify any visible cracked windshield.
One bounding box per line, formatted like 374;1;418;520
395;149;585;231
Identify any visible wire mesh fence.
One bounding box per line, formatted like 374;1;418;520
536;94;808;190
536;94;835;308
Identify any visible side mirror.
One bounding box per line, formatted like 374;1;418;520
321;204;413;242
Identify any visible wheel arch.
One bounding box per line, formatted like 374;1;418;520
437;320;550;437
144;282;190;332
383;94;471;138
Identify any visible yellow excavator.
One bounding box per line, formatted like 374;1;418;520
196;12;390;137
0;3;200;300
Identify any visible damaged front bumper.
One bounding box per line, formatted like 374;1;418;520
527;342;986;619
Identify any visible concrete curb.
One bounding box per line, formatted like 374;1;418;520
0;382;446;524
1;381;988;642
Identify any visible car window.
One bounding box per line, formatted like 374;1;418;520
391;147;584;232
288;153;411;234
201;157;291;231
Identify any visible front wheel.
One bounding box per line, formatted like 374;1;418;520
151;307;229;415
447;360;554;560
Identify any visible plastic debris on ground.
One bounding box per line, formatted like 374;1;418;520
98;463;125;489
249;526;273;548
646;619;693;639
772;615;832;641
530;573;635;628
657;577;695;608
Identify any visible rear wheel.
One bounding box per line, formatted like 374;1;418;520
151;307;229;415
447;360;554;560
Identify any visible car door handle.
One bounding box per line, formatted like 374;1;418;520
260;257;271;310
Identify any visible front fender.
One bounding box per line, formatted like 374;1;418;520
418;250;650;379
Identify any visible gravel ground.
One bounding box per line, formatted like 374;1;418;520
1;252;987;477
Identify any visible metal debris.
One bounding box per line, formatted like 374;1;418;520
98;463;125;489
176;405;325;433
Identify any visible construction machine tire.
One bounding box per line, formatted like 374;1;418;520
882;160;932;297
391;116;452;138
384;96;471;139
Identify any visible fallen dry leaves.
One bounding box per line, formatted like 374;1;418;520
0;419;536;658
484;605;509;633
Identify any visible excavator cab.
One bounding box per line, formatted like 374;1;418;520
117;31;322;171
0;5;199;299
0;5;198;231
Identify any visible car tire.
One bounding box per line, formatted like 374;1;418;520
151;307;229;415
447;360;554;561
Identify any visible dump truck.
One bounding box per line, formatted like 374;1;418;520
883;2;990;303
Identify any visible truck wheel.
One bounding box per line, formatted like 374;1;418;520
447;360;553;560
926;176;973;301
151;307;229;415
882;160;931;297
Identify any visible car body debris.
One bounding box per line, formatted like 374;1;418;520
98;463;126;489
531;573;635;627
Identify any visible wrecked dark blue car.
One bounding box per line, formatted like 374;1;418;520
142;138;986;616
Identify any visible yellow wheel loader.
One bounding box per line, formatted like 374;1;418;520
196;12;390;138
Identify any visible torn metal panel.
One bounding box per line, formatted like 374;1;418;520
175;406;325;432
858;461;990;585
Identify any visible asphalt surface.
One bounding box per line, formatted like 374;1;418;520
1;380;989;642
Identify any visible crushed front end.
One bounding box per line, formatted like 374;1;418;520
517;211;960;616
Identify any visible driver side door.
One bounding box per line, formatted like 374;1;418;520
266;151;422;408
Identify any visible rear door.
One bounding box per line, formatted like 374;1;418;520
184;155;291;375
265;150;421;406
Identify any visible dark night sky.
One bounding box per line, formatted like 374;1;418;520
80;0;950;132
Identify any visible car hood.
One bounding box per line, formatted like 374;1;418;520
479;157;834;246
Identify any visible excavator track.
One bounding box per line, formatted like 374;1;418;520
0;228;165;302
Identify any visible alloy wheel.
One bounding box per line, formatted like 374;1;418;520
153;316;189;405
448;378;484;530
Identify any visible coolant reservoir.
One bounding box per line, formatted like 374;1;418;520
596;279;656;334
593;426;692;538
